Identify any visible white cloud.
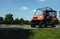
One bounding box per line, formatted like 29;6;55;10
37;0;45;2
32;9;36;12
21;6;28;10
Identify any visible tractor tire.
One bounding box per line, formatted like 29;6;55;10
51;21;56;28
44;24;47;28
51;24;56;28
39;21;43;28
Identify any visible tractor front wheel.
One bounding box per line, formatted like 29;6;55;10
51;21;56;28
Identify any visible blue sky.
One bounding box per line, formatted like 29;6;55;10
0;0;60;20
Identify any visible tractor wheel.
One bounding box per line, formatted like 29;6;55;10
44;24;47;28
39;21;43;28
31;24;36;27
51;21;56;28
51;24;56;28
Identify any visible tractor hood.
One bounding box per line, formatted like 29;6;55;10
32;14;44;20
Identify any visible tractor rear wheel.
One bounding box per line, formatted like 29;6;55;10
51;24;56;27
51;21;56;28
44;24;47;28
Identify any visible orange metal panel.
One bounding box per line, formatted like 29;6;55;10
32;14;44;20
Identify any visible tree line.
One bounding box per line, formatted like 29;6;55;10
0;13;30;25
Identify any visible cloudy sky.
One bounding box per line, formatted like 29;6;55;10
0;0;60;20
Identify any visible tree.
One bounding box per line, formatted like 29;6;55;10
14;18;20;24
5;13;13;24
20;18;24;24
0;17;3;24
24;20;30;25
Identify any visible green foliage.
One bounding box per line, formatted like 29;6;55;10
19;18;25;24
29;28;60;39
20;18;24;22
14;18;20;24
13;18;30;24
5;13;13;24
0;17;3;24
24;20;30;25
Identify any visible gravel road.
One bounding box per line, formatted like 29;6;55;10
0;24;60;29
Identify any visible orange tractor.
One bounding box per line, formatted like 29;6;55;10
31;7;57;28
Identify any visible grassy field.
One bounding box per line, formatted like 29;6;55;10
29;28;60;39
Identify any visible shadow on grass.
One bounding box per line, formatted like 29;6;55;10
0;28;33;39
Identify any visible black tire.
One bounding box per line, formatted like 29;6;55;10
39;21;43;28
44;24;47;28
31;24;36;27
51;24;56;28
51;21;56;28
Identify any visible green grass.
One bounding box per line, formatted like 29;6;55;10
29;28;60;39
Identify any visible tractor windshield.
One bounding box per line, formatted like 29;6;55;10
34;10;43;16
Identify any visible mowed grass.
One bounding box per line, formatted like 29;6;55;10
29;28;60;39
